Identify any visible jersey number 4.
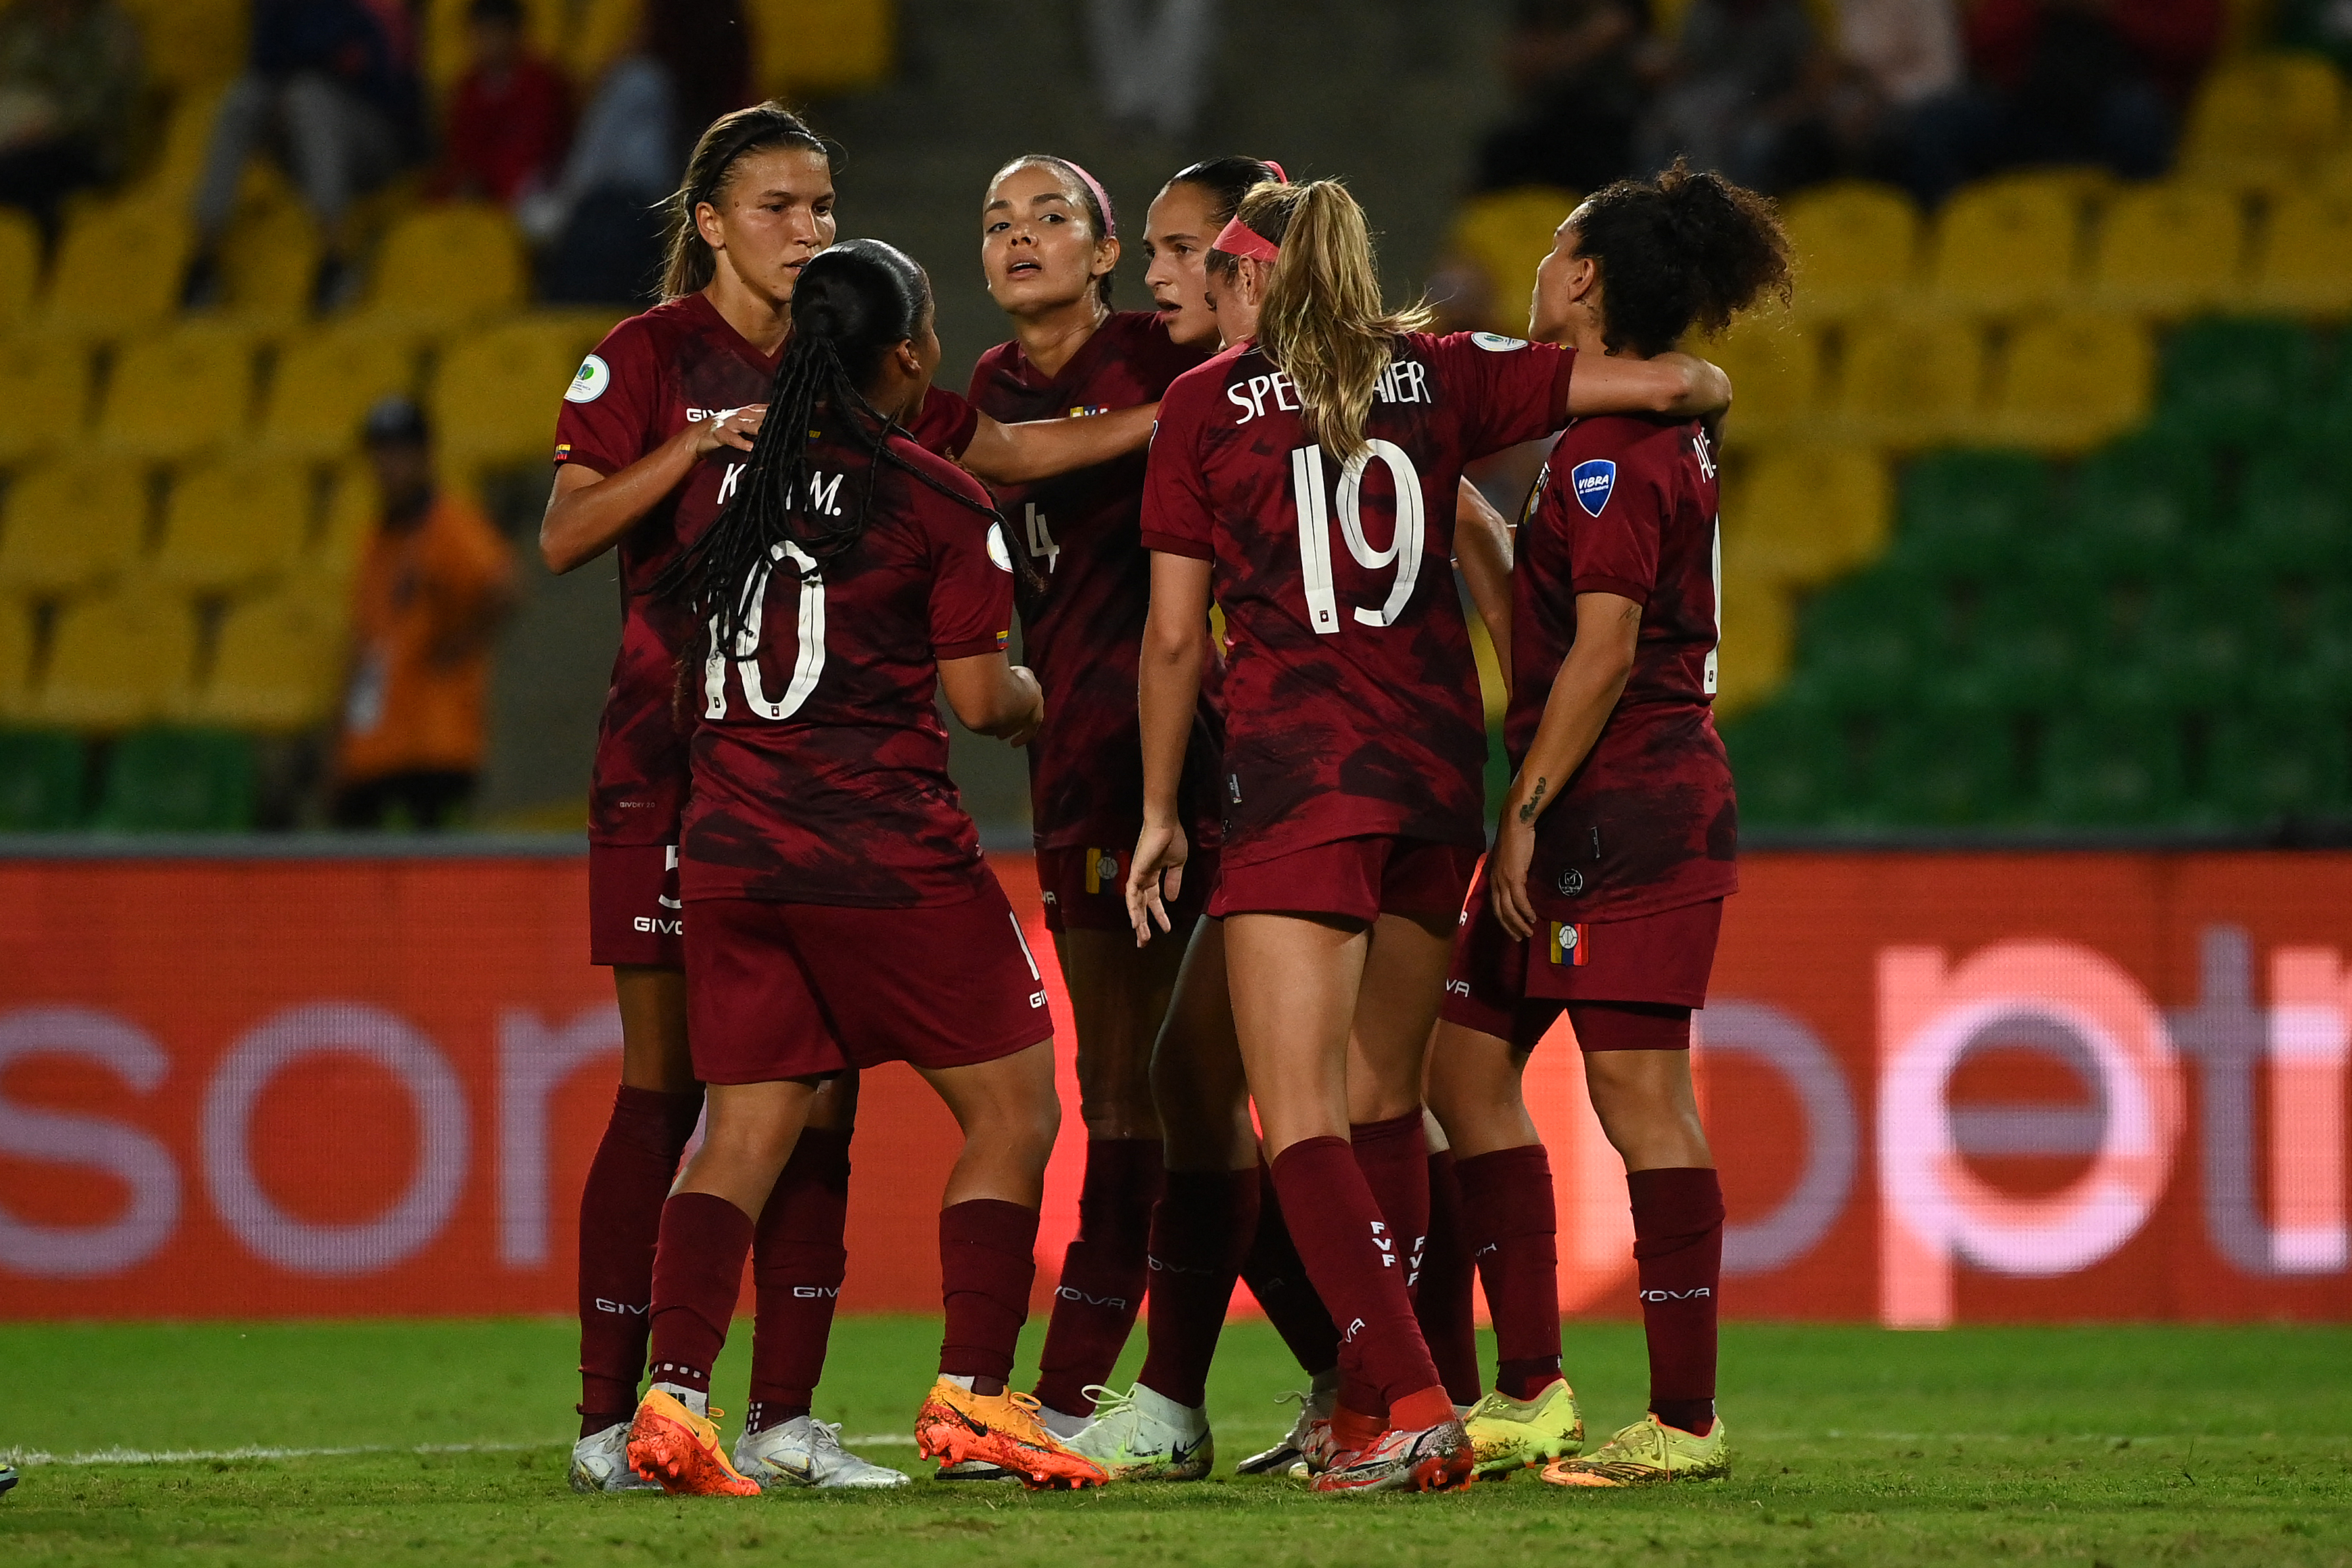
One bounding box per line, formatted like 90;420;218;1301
1290;440;1425;635
703;541;825;720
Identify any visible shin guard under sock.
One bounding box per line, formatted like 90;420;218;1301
645;1191;756;1396
748;1126;851;1415
577;1085;702;1433
1456;1143;1563;1401
1137;1168;1259;1409
939;1199;1041;1394
1628;1166;1724;1436
1033;1138;1162;1416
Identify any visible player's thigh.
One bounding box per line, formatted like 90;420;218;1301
806;1068;857;1133
1054;923;1187;1137
613;965;695;1094
1426;1019;1540;1159
1223;911;1367;1157
1580;1030;1711;1172
680;1077;821;1216
1151;915;1256;1171
1346;910;1456;1122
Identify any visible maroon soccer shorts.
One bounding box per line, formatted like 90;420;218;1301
683;879;1056;1084
588;842;684;968
1440;888;1724;1053
1208;835;1481;925
1038;844;1220;934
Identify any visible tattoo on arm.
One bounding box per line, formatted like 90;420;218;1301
1517;779;1547;825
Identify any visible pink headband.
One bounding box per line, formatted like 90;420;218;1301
1261;159;1288;183
1049;156;1116;239
1212;215;1281;263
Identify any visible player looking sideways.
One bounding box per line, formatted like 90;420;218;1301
1125;178;1729;1493
620;239;1106;1497
540;104;1158;1494
1427;161;1791;1489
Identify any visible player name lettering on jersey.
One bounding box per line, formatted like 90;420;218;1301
1225;357;1432;426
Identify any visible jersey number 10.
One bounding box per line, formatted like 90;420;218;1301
1290;440;1426;635
704;540;826;721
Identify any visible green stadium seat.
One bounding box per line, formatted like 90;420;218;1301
1891;450;2054;581
2239;448;2349;579
1720;699;1850;825
0;729;85;829
1795;568;1946;712
1865;703;2020;826
2207;702;2350;824
93;727;257;833
2065;431;2218;579
2039;680;2186;825
1964;581;2092;711
2157;318;2322;447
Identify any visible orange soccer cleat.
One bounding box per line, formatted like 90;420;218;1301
625;1387;761;1496
914;1378;1110;1491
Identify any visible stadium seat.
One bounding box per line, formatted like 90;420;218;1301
1726;445;1889;588
116;0;248;91
1965;582;2088;713
255;325;423;459
564;0;642;84
2067;431;2217;578
1868;704;2020;826
2177;52;2348;189
1720;699;1850;825
25;588;199;729
316;463;381;584
41;200;197;340
748;0;896;98
1833;315;1987;448
95;323;262;461
92;726;258;833
189;590;347;731
1983;313;2154;453
361;204;528;332
2040;693;2185;825
429;317;584;473
2249;191;2352;316
2238;447;2348;578
1714;570;1791;721
0;728;86;829
2086;182;2247;317
154;461;314;593
0;596;30;719
1923;173;2092;315
1894;449;2056;578
2208;703;2349;823
0;208;38;333
1779;181;1921;319
0;463;149;595
2134;579;2265;708
424;0;566;92
1795;566;1946;712
218;192;327;326
1699;317;1822;448
2157;317;2322;446
1442;187;1580;334
0;338;93;466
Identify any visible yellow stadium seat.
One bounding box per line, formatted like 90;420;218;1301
1923;173;2092;315
2251;191;2352;315
2178;53;2348;189
0;338;93;466
1983;313;2154;453
423;0;567;95
317;463;380;584
749;0;895;98
2088;181;2249;316
256;326;422;459
187;588;348;731
1724;445;1890;588
1712;571;1791;722
429;316;586;473
41;199;197;340
219;193;326;326
567;0;642;85
1832;315;1987;447
154;461;314;593
0;594;30;719
118;0;248;91
0;463;149;595
128;81;235;206
0;208;39;333
1781;181;1920;319
1443;187;1580;334
1697;318;1824;449
361;204;527;331
96;323;261;461
26;585;198;729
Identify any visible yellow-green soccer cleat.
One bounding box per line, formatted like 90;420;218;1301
1462;1379;1584;1477
1540;1414;1729;1488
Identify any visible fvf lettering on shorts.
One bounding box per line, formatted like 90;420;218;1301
1226;358;1432;426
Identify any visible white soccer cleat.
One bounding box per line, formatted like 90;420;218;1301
569;1421;660;1493
731;1416;910;1489
933;1457;1018;1481
1238;1383;1336;1476
1066;1383;1213;1481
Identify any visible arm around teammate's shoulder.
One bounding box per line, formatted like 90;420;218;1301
958;402;1159;486
1564;350;1731;421
538;406;765;573
940;656;1044;745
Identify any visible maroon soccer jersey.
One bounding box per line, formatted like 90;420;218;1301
1509;414;1738;924
553;294;980;846
1140;331;1573;864
680;427;1014;908
967;310;1221;852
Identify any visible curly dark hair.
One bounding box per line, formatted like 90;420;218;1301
1572;159;1793;357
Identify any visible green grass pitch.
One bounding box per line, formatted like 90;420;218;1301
3;1318;2349;1565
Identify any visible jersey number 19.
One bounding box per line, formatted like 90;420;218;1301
1290;441;1426;635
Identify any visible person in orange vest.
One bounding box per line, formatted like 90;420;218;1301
331;394;517;829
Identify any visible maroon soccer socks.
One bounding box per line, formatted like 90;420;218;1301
1456;1143;1565;1400
939;1198;1041;1394
1136;1167;1260;1408
576;1085;703;1436
745;1126;853;1433
1629;1166;1724;1436
644;1190;757;1397
1032;1138;1162;1416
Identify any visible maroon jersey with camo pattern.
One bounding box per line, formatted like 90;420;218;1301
1140;332;1574;865
1511;414;1737;925
967;310;1222;851
553;292;979;846
680;427;1013;908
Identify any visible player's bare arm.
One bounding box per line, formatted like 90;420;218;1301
1453;478;1515;689
939;652;1045;747
958;402;1158;486
1564;350;1729;421
538;406;768;573
1490;590;1641;940
1126;550;1212;942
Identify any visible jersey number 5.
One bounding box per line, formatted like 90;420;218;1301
703;541;826;720
1290;440;1426;635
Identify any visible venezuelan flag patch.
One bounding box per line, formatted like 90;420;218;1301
1548;921;1591;967
1085;848;1120;895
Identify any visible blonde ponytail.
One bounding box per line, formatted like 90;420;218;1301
1245;179;1431;463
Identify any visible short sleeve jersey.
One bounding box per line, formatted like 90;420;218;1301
553;293;979;846
1510;414;1738;924
681;430;1013;908
966;310;1222;851
1141;331;1572;864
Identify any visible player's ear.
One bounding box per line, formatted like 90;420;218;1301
1093;235;1123;279
694;200;726;253
891;337;922;378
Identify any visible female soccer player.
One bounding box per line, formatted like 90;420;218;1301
1127;178;1728;1493
621;237;1108;1497
1427;162;1791;1488
542;103;1158;1493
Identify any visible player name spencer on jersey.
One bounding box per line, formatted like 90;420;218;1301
1225;358;1433;425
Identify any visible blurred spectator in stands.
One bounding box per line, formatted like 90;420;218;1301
527;0;747;303
2276;0;2352;71
1089;0;1218;138
1766;0;1966;194
0;0;141;246
1634;0;1821;188
427;0;571;210
332;396;516;832
189;0;425;308
1473;0;1657;194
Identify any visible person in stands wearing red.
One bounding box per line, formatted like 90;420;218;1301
540;103;1158;1495
1428;162;1793;1489
621;237;1110;1497
429;0;571;210
1125;177;1727;1493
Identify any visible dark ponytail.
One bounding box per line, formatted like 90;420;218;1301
1571;159;1793;357
660;101;829;300
656;239;1011;676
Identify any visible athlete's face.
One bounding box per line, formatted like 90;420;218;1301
1530;212;1599;344
1142;181;1223;348
981;162;1117;317
699;146;837;306
1201;254;1269;349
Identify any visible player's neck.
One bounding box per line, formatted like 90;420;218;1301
1012;296;1108;379
1568;316;1618;362
703;274;792;357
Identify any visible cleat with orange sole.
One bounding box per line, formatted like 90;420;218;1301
914;1378;1110;1491
626;1387;761;1496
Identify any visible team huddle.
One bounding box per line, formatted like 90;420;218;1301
542;100;1791;1500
